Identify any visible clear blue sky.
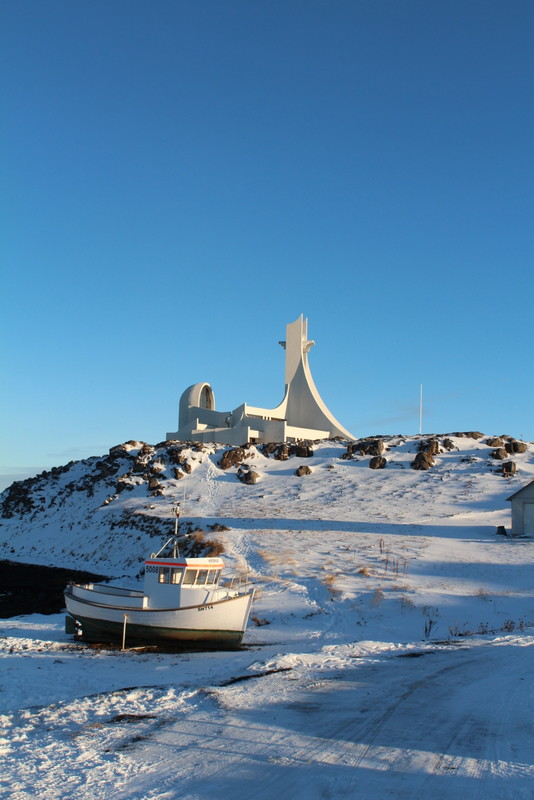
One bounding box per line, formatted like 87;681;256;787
2;0;533;487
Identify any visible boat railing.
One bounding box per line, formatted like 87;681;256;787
224;572;251;593
69;583;146;608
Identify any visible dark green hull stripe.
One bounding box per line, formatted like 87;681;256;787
68;613;244;648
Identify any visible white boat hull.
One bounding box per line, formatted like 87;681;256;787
64;587;254;648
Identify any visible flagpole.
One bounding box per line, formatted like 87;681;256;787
419;384;423;435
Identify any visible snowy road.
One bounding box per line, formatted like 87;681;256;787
106;637;533;800
4;634;531;800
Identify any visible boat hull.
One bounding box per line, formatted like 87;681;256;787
64;588;254;648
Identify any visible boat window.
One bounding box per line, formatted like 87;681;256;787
207;569;218;584
171;568;183;585
158;567;170;584
183;569;197;585
196;569;209;586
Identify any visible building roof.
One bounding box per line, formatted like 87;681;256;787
506;479;534;501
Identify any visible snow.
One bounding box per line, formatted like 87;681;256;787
1;435;534;798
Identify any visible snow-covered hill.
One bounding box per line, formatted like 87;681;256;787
1;433;534;799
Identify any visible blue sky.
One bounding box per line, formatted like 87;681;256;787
2;0;533;487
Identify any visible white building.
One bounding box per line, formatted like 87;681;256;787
507;480;534;536
166;315;355;445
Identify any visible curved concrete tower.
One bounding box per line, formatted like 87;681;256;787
166;315;355;444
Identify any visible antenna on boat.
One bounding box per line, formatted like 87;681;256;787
172;504;181;558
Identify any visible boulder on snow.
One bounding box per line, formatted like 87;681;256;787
502;461;517;476
295;443;313;458
491;448;507;460
485;437;504;448
237;467;260;485
352;439;384;457
218;447;246;470
369;456;387;469
411;451;434;470
418;438;440;456
116;475;134;493
274;444;289;460
505;440;527;454
295;465;312;477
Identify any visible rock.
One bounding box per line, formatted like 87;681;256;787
442;438;455;451
237;468;260;485
168;447;185;465
369;456;387;469
411;451;434;470
148;477;160;491
295;443;313;458
491;448;507;460
295;465;312;477
355;439;384;457
173;468;184;480
506;441;527;454
218;447;246;470
418;438;440;456
97;458;122;478
261;443;278;457
117;475;133;493
452;431;484;440
109;444;131;458
502;461;517;476
208;523;230;532
182;461;193;474
486;437;504;448
1;482;36;518
274;444;289;461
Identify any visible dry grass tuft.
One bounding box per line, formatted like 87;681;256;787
371;588;384;606
323;573;340;597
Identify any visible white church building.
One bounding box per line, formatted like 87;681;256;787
166;315;355;445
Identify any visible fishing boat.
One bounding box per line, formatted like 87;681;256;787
64;510;254;648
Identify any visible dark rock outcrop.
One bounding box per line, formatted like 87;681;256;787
418;438;440;456
369;456;387;469
295;443;313;458
491;448;507;460
348;439;384;457
486;437;504;448
505;440;527;454
411;451;434;470
237;467;260;484
295;465;312;477
502;461;517;476
274;444;289;461
117;474;134;493
218;448;246;470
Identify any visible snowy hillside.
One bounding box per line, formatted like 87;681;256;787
1;433;534;799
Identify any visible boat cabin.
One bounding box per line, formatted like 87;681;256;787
144;556;225;607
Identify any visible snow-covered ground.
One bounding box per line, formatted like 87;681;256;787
1;435;534;799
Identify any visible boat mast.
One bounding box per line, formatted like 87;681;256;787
172;504;180;558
